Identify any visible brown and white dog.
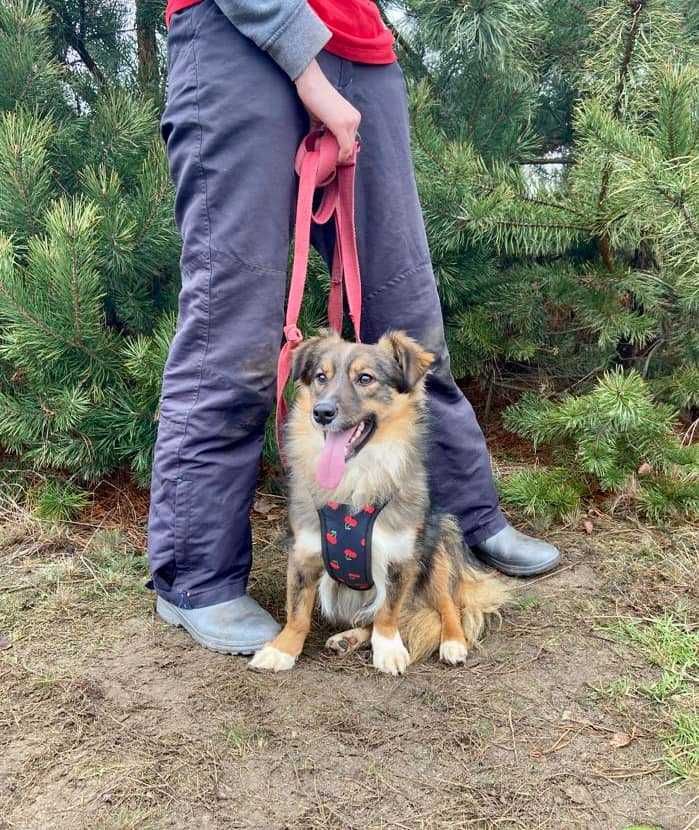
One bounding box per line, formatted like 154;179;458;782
250;331;507;675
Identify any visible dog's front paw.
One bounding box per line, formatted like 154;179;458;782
439;639;469;665
248;644;296;672
326;633;355;655
325;627;371;655
371;630;411;676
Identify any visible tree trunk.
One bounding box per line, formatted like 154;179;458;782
136;0;159;101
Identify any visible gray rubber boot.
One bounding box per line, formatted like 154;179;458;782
156;595;280;655
472;524;561;577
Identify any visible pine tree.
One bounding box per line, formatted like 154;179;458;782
0;0;177;485
502;369;698;521
373;0;698;519
387;0;698;394
0;0;696;523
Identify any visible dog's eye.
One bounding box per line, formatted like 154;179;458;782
315;371;327;384
357;373;374;386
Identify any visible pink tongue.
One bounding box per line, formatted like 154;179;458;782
315;428;354;490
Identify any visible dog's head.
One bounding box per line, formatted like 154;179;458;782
290;331;434;490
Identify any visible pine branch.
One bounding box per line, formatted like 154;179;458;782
374;1;433;83
612;0;646;120
595;0;647;271
676;201;698;238
518;194;586;219
470;219;590;232
519;156;574;165
42;0;106;86
0;279;107;367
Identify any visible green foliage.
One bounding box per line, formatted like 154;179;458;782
0;110;58;242
0;0;177;483
498;467;583;527
0;0;65;113
606;614;699;783
663;712;699;783
389;0;699;413
0;0;696;519
653;365;699;412
636;474;699;523
611;614;699;680
29;478;89;521
637;671;689;703
81;528;150;601
504;370;697;518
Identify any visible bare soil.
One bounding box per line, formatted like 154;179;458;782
1;491;697;829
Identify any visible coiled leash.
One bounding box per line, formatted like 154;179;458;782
275;127;363;450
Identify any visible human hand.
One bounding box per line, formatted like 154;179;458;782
295;60;361;162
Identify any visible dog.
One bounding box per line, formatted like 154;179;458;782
250;331;508;675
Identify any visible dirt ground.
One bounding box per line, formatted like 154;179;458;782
1;487;697;829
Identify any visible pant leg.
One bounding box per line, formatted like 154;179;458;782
148;0;306;608
315;54;506;546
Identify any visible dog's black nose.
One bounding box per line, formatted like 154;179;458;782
313;400;337;426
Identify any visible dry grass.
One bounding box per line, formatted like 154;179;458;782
1;487;698;830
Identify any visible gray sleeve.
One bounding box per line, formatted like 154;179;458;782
213;0;331;80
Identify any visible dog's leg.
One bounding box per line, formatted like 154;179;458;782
432;547;470;665
437;595;470;664
371;564;413;675
325;626;372;655
249;551;322;672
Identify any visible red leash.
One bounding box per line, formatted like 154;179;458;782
275;128;362;450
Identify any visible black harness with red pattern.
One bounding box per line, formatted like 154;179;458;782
318;501;385;591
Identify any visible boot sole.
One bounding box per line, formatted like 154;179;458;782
474;550;561;577
156;596;263;656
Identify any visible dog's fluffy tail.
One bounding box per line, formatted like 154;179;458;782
400;567;509;663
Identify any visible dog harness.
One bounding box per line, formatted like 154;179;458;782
318;502;384;590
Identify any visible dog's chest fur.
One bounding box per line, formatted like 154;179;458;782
370;522;417;567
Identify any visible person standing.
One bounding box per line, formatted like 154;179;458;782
148;0;560;654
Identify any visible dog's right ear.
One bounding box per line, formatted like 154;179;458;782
291;337;321;385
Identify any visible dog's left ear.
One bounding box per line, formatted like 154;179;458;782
378;331;434;392
291;336;322;384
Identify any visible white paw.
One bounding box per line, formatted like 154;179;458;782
248;644;296;672
372;630;411;676
439;639;469;665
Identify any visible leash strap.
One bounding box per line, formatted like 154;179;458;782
275;129;362;451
